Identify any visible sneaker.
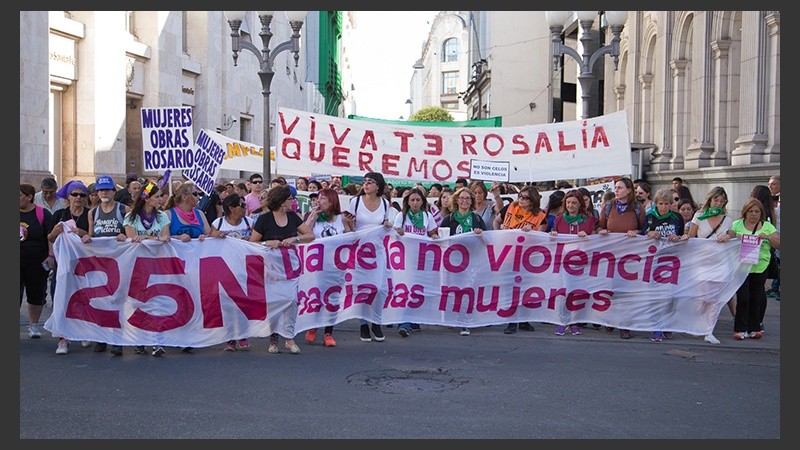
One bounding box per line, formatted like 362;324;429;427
110;345;123;356
359;324;372;342
619;329;632;339
554;325;567;336
410;323;421;331
55;338;69;355
760;323;765;333
569;325;582;336
651;331;662;342
268;343;279;354
285;340;301;354
399;327;410;337
503;323;517;334
27;323;41;339
749;331;764;339
704;334;721;345
81;340;92;348
238;339;250;349
152;346;165;356
518;322;535;332
93;342;107;353
323;333;337;347
134;345;146;354
663;332;673;340
605;326;616;333
224;341;237;352
592;324;602;330
733;331;748;340
305;329;317;344
460;328;470;336
371;324;385;342
181;347;194;353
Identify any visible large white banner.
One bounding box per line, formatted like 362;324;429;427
275;108;632;183
203;128;276;174
45;227;749;347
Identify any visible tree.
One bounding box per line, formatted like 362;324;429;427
409;106;454;123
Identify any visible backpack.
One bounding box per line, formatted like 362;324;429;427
604;201;642;223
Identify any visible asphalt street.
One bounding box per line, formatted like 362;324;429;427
19;297;781;440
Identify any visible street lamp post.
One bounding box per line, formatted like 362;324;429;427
224;11;307;183
546;11;627;120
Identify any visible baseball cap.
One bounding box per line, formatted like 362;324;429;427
288;185;298;198
95;175;116;191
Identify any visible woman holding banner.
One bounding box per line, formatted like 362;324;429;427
441;187;488;337
549;190;598;337
597;177;645;339
123;181;171;356
346;172;393;343
493;185;547;335
250;185;315;354
302;188;353;348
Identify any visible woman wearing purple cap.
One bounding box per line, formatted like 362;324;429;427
47;179;91;355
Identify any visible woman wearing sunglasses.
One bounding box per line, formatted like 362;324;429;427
164;181;212;243
210;193;254;352
47;180;91;355
493;185;547;335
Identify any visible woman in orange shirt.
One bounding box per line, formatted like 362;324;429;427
494;185;547;335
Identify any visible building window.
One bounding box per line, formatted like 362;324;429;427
442;71;458;95
181;11;188;53
442;38;458;62
125;11;136;37
442;102;458;110
239;117;252;143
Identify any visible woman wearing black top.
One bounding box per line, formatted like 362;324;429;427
250;185;315;354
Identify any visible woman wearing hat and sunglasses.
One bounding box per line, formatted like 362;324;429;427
47;180;91;355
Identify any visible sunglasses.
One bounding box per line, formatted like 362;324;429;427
192;192;202;197
70;192;87;198
251;180;263;184
518;195;531;200
673;197;680;201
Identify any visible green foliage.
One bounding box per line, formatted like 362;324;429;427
409;106;454;122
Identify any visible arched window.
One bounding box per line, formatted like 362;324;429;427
443;38;458;62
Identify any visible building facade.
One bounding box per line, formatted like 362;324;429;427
20;10;326;187
454;11;780;216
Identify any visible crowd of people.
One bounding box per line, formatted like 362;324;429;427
20;171;780;356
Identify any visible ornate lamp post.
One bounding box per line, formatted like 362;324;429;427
546;11;627;120
224;11;307;183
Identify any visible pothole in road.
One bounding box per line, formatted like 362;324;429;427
347;369;469;393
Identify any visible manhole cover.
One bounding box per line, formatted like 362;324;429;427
348;369;469;393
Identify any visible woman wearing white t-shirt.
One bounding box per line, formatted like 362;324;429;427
392;187;439;337
302;188;353;348
209;193;254;352
346;172;393;342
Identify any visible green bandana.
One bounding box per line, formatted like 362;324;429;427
562;212;586;225
652;209;677;221
316;212;329;222
698;206;723;221
453;210;473;231
408;210;425;229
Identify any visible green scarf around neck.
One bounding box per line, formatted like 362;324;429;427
697;206;723;221
453;210;473;231
407;210;425;229
652;209;677;221
562;212;586;225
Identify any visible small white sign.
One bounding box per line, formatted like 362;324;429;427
469;159;510;182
